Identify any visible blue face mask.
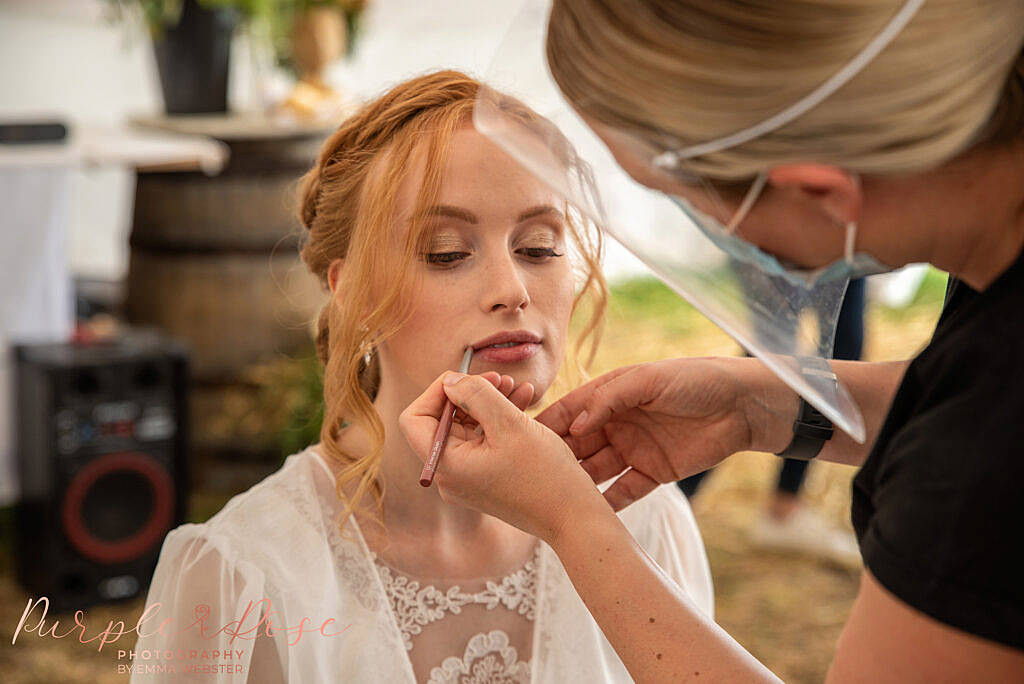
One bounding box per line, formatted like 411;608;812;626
667;194;893;289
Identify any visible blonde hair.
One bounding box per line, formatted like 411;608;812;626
297;70;607;536
547;0;1024;180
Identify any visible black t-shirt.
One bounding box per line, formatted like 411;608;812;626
852;247;1024;651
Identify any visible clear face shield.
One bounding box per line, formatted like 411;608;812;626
473;0;925;443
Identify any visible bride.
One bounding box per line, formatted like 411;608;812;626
131;71;713;683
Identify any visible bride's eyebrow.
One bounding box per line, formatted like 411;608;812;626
422;205;478;223
517;205;565;223
419;204;565;224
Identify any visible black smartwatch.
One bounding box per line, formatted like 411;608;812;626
774;358;836;460
774;397;834;460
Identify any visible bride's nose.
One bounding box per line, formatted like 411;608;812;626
479;250;530;313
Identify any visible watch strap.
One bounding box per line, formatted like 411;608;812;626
775;397;834;460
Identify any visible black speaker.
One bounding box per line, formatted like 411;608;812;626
13;330;189;613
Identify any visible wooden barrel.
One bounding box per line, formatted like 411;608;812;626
125;116;332;382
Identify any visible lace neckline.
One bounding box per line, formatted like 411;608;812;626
301;447;550;682
373;540;541;653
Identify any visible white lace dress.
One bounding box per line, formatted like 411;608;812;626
372;541;542;683
130;446;714;683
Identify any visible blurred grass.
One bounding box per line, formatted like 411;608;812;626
874;267;948;322
604;276;706;338
0;269;946;684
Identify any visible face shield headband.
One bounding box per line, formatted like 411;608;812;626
652;0;927;169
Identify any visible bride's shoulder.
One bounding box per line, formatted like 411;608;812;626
154;446;370;595
193;447;333;550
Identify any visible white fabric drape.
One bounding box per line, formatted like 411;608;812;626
0;167;74;506
130;446;713;683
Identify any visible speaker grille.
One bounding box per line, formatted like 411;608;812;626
61;452;175;565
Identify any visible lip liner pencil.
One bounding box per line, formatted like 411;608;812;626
419;346;474;487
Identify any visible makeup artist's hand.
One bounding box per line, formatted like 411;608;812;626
536;357;798;511
400;372;611;544
451;371;532;430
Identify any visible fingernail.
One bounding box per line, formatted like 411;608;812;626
473;424;483;436
444;373;466;386
569;410;588;434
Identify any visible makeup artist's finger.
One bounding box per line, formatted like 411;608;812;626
562;429;610;461
442;374;526;433
448;421;479;443
453;373;527;427
498;374;515;397
400;371;488;461
536;364;639;436
579;444;629;485
445;373;529;429
601;467;659;513
501;376;536;409
565;366;658;437
534;394;578;436
507;382;534;412
453;372;504;425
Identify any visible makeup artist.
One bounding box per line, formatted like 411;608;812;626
400;0;1024;681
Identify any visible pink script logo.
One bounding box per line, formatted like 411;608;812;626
12;596;353;652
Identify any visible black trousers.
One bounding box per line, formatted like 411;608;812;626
677;277;866;498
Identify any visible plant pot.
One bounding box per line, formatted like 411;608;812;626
151;0;239;114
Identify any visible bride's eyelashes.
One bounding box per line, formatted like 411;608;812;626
422;246;564;268
424;251;471;265
520;247;564;259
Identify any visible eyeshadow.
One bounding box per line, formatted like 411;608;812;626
425;233;467;251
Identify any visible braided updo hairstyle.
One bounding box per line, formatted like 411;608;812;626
296;70;607;535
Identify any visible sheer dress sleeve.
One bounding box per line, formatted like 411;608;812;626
130;524;285;684
619;484;716;620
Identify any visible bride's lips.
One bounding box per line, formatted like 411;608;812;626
471;330;542;364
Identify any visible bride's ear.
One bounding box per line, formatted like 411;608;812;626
328;258;345;294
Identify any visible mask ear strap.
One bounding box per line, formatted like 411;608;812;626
844;221;858;264
653;0;927;167
725;172;769;234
